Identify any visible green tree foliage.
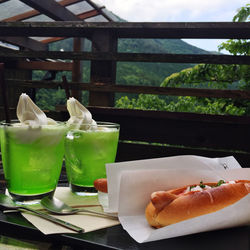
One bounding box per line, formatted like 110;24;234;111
161;64;249;89
218;4;250;56
116;95;246;116
164;97;246;115
35;88;66;111
232;4;250;22
116;94;168;111
219;39;250;55
116;4;250;116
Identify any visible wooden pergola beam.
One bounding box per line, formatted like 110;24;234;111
1;1;113;47
2;9;39;22
2;0;83;22
40;37;65;44
77;8;102;20
19;0;80;21
0;36;47;51
0;0;84;50
85;0;113;22
41;9;104;44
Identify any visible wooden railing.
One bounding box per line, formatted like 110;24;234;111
0;22;250;167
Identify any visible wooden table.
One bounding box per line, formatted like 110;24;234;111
0;181;249;250
0;210;249;250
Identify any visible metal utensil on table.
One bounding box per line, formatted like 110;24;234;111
41;196;118;219
0;194;84;233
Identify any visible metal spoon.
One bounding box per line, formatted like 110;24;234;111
0;194;84;233
41;196;118;219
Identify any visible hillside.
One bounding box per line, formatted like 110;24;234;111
108;12;210;87
49;37;209;87
116;38;208;87
37;17;212;109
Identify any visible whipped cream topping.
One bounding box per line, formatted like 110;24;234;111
66;97;97;130
17;93;57;126
7;93;63;144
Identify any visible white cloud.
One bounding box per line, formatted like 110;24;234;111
100;0;248;51
101;0;248;22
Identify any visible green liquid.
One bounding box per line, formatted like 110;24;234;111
0;124;66;196
65;128;119;188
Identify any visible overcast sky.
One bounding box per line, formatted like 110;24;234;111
100;0;249;52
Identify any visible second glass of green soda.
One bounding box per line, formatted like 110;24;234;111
65;122;120;196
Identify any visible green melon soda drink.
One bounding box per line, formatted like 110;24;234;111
0;94;66;203
64;98;120;195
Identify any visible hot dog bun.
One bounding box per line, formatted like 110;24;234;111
145;180;250;228
94;178;108;193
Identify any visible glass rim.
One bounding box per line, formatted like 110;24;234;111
67;121;120;128
0;119;66;127
0;120;120;128
93;121;120;127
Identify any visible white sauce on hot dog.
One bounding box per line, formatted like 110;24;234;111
183;180;236;194
183;185;211;194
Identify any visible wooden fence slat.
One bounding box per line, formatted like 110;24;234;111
16;61;73;71
0;22;249;39
6;79;250;100
1;51;249;65
116;142;250;168
47;108;250;152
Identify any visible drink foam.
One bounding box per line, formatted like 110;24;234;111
6;123;66;144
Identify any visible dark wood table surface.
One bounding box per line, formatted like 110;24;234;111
0;179;249;250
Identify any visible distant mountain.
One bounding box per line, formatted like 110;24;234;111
116;38;209;88
118;38;208;55
107;11;211;84
48;9;212;88
50;36;209;88
42;14;215;108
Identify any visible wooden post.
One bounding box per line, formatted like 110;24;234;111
89;30;117;106
72;37;83;101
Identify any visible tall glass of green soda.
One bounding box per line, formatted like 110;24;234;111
65;121;119;196
0;120;66;203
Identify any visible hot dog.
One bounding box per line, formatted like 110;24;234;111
94;178;108;193
145;180;250;228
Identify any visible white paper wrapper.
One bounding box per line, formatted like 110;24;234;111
106;155;241;213
105;155;249;243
